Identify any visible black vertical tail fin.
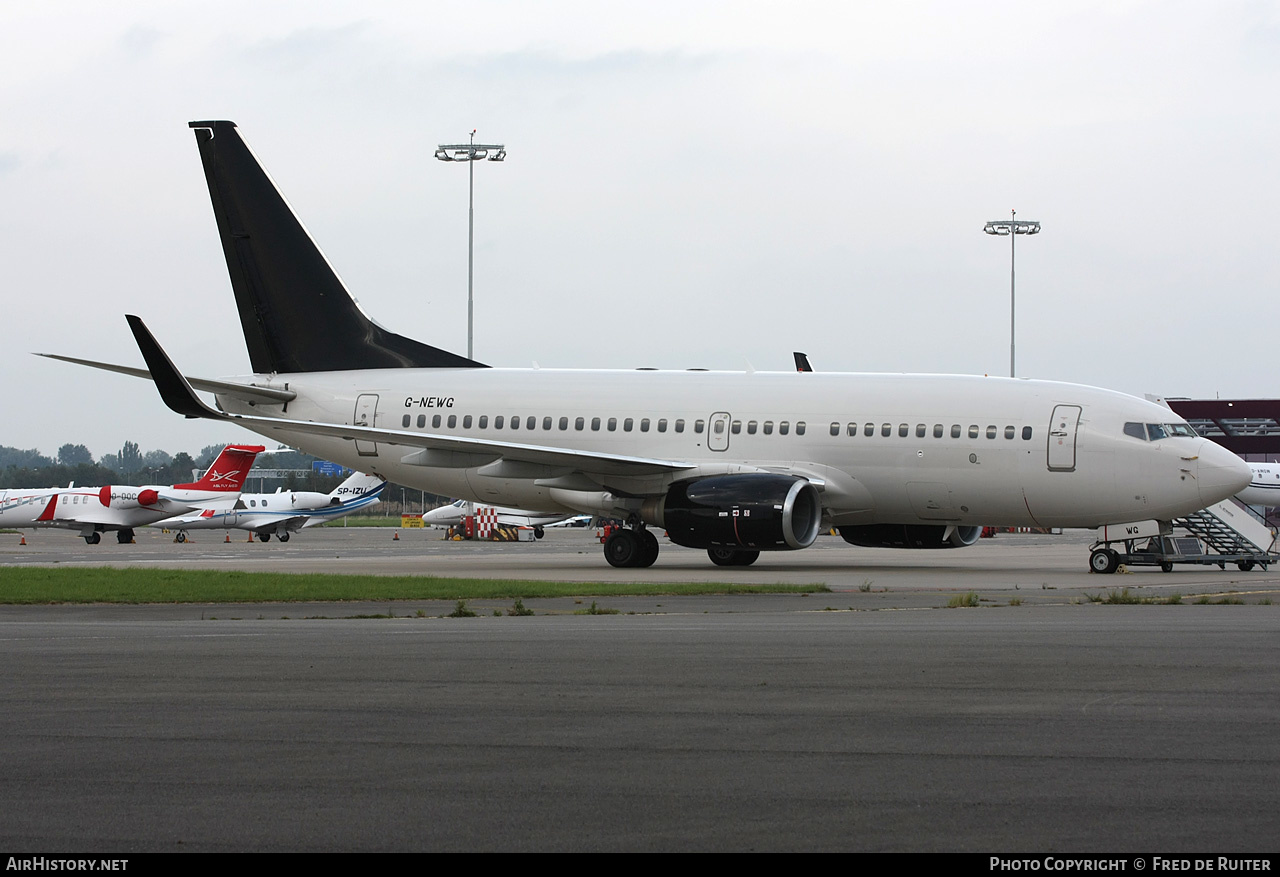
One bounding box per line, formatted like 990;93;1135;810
188;121;485;373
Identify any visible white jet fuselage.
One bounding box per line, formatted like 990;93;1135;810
215;368;1245;530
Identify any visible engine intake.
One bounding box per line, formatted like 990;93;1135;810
838;524;982;549
644;474;822;551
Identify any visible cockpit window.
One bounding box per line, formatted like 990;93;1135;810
1146;424;1168;441
1124;422;1146;440
1166;423;1195;437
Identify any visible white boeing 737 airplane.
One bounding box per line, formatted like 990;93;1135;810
155;471;385;542
0;445;263;543
44;121;1251;569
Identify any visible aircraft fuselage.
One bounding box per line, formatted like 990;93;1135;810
215;368;1241;530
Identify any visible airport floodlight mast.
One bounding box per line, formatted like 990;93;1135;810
983;210;1041;378
435;131;506;360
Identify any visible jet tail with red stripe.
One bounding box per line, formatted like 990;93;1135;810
173;445;265;492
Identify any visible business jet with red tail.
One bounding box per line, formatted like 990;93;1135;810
44;121;1251;568
0;445;263;543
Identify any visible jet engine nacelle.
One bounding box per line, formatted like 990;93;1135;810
838;523;982;549
642;474;822;551
98;486;160;509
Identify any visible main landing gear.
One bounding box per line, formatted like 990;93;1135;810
116;528;135;544
603;527;659;568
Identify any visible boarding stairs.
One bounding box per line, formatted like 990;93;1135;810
1175;499;1276;559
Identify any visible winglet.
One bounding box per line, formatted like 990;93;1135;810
126;315;225;420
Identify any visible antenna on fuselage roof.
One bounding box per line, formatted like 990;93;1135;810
793;352;813;373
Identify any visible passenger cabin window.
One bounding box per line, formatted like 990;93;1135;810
695;420;705;434
731;421;741;435
1022;426;1033;440
865;423;875;437
968;425;979;438
591;417;600;431
779;422;790;435
402;415;410;428
848;423;857;437
796;422;806;436
543;417;553;430
608;417;617;431
558;416;568;430
510;416;519;430
986;425;996;439
898;423;909;438
575;417;584;430
526;416;536;430
418;414;427;428
463;415;473;429
830;422;840;436
763;421;774;435
916;424;926;438
951;425;961;438
675;419;685;433
447;415;457;429
624;418;634;432
433;415;442;428
1004;425;1015;439
640;418;650;432
881;423;891;437
934;424;944;438
749;421;758;435
657;419;667;433
478;416;488;429
495;416;504;429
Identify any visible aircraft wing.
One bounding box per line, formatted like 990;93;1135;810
36;353;296;405
125;316;696;479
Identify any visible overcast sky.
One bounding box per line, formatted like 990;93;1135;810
3;1;1278;460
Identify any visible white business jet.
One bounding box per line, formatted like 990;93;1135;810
0;445;263;544
155;471;385;542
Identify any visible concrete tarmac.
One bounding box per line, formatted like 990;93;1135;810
1;527;1277;852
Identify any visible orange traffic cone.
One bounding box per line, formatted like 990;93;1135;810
225;534;231;543
393;531;400;541
19;535;26;546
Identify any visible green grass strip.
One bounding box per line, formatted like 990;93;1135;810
0;567;827;604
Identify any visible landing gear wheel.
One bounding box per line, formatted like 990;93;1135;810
1160;562;1174;573
278;532;290;543
604;529;640;568
1089;548;1119;574
533;526;544;539
258;532;271;542
175;531;186;543
1237;559;1255;571
84;531;101;545
117;529;134;544
708;547;761;567
636;529;659;568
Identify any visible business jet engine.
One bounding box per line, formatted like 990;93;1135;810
98;486;160;509
642;474;822;551
837;523;982;549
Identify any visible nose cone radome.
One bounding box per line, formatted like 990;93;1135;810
1197;441;1252;506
